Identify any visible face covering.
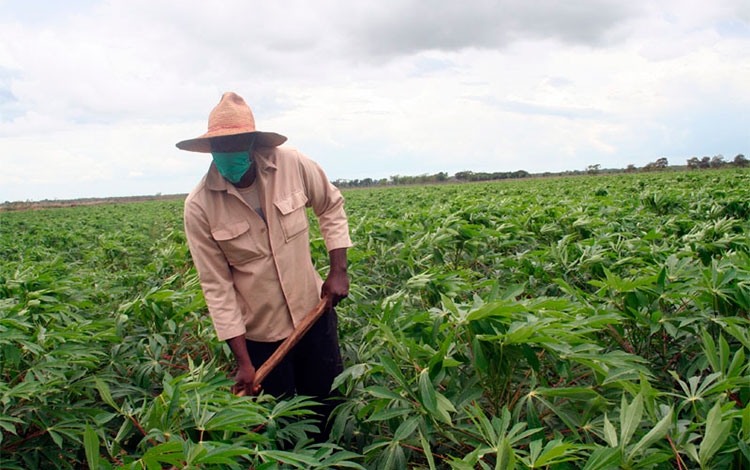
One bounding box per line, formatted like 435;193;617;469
211;151;252;183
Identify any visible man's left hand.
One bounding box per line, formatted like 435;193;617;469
322;269;349;311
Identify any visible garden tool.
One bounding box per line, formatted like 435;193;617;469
236;296;329;396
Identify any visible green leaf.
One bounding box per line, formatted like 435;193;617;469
699;402;731;464
418;426;437;470
435;392;455;424
140;441;184;469
84;424;99;470
602;414;618;447
534;439;574;467
48;429;63;449
193;445;253;464
331;363;369;391
419;369;438;416
738;441;750;464
94;378;119;412
367;407;412;422
365;385;404;401
701;329;719;373
627;407;672;461
582;447;620;470
380;355;409;390
472;336;489;373
619;393;643;448
393;416;419;442
495;438;516;470
165;382;181;426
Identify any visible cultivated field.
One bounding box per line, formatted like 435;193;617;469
1;170;749;469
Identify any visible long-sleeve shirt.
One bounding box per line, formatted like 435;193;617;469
184;146;352;342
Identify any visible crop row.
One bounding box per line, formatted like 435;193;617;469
0;169;748;469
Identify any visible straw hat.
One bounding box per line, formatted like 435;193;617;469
176;92;287;153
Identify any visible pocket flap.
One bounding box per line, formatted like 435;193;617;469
211;220;250;241
274;190;308;215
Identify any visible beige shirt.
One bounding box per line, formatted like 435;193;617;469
236;180;265;222
184;146;353;342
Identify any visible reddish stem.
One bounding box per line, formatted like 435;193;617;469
129;415;157;446
159;361;189;370
251;422;266;434
399;442;448;461
666;434;685;470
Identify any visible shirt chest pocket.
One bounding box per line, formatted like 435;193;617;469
274;190;309;242
211;220;262;266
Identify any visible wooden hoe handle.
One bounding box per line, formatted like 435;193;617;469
237;296;329;396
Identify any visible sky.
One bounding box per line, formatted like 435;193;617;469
0;0;748;202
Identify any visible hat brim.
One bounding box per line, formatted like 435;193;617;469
176;128;287;153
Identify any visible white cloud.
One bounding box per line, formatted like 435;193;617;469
0;0;748;200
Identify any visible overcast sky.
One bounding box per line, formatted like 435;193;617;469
1;0;748;201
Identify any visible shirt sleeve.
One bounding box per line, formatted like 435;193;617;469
297;151;353;252
184;199;247;341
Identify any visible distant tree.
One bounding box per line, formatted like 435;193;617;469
454;171;474;181
686;157;700;170
586;164;601;174
436;172;448;182
710;154;725;168
654;157;668;168
699;156;711;169
626;164;637;173
734;154;748;168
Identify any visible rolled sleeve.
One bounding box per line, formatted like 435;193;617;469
184;199;247;341
298;152;353;252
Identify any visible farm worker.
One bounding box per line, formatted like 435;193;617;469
177;92;352;440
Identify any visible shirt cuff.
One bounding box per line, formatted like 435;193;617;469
324;235;353;252
213;323;247;342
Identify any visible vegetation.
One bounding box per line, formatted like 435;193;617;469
1;169;749;469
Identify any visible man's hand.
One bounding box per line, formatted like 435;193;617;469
322;248;349;311
233;363;261;396
226;335;261;396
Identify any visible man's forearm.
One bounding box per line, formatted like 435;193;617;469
329;247;348;274
226;335;253;369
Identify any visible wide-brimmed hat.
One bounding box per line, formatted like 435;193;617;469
176;92;287;153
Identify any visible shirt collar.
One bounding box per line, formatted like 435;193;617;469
206;147;278;191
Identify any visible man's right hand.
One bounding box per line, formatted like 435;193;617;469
226;334;261;396
233;363;261;396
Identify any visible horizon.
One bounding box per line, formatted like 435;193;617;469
3;159;743;205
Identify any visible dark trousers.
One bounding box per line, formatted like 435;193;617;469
245;308;344;441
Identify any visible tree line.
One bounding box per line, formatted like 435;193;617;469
333;153;747;189
333;170;530;188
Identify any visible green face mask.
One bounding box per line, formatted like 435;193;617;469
211;151;252;183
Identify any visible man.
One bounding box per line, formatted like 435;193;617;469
177;92;351;439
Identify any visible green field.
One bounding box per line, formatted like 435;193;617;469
1;170;749;469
